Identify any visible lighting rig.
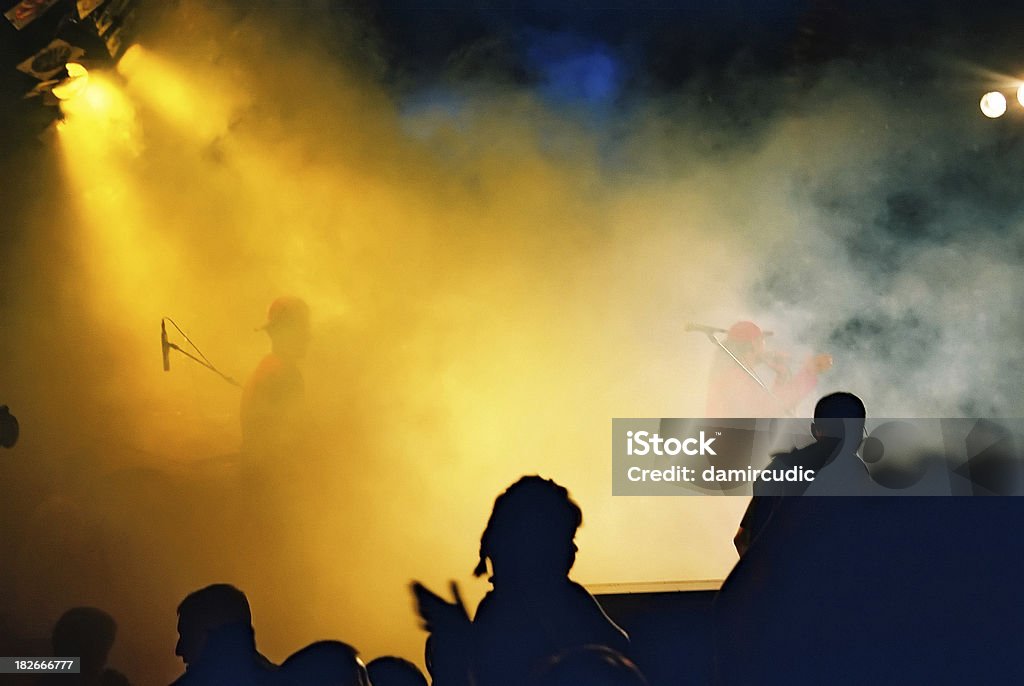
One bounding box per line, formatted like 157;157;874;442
1;0;139;136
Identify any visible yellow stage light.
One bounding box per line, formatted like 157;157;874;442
56;72;139;158
1017;84;1024;108
116;43;237;141
60;77;115;119
980;91;1006;118
52;62;90;101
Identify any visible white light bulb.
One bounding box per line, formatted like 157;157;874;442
980;91;1007;118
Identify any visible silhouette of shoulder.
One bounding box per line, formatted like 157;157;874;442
473;580;628;686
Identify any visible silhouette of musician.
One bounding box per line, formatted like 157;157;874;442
240;296;311;456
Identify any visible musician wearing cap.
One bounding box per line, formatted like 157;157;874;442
706;321;832;418
240;296;312;456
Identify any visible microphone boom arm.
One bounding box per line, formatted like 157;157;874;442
166;341;240;387
161;317;241;388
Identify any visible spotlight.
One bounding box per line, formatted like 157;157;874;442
980;91;1007;118
1017;84;1024;108
51;63;90;101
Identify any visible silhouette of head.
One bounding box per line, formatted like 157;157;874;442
263;296;311;360
366;656;429;686
812;392;866;442
533;646;648;686
474;476;583;582
175;584;253;667
52;607;117;679
281;641;369;686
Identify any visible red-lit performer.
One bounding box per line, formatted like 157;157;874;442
705;321;832;418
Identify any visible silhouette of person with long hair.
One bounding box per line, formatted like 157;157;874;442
412;476;628;686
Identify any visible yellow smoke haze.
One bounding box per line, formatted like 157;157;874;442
1;1;806;683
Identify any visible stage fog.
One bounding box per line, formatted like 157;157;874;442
2;1;1022;683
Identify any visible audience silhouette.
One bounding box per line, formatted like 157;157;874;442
413;476;629;686
6;386;1023;686
532;646;648;686
734;391;869;555
171;584;277;686
715;393;1024;683
35;607;130;686
280;640;369;686
365;656;428;686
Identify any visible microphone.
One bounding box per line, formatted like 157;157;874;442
685;322;726;335
161;319;170;372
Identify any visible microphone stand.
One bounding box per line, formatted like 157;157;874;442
162;317;241;388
